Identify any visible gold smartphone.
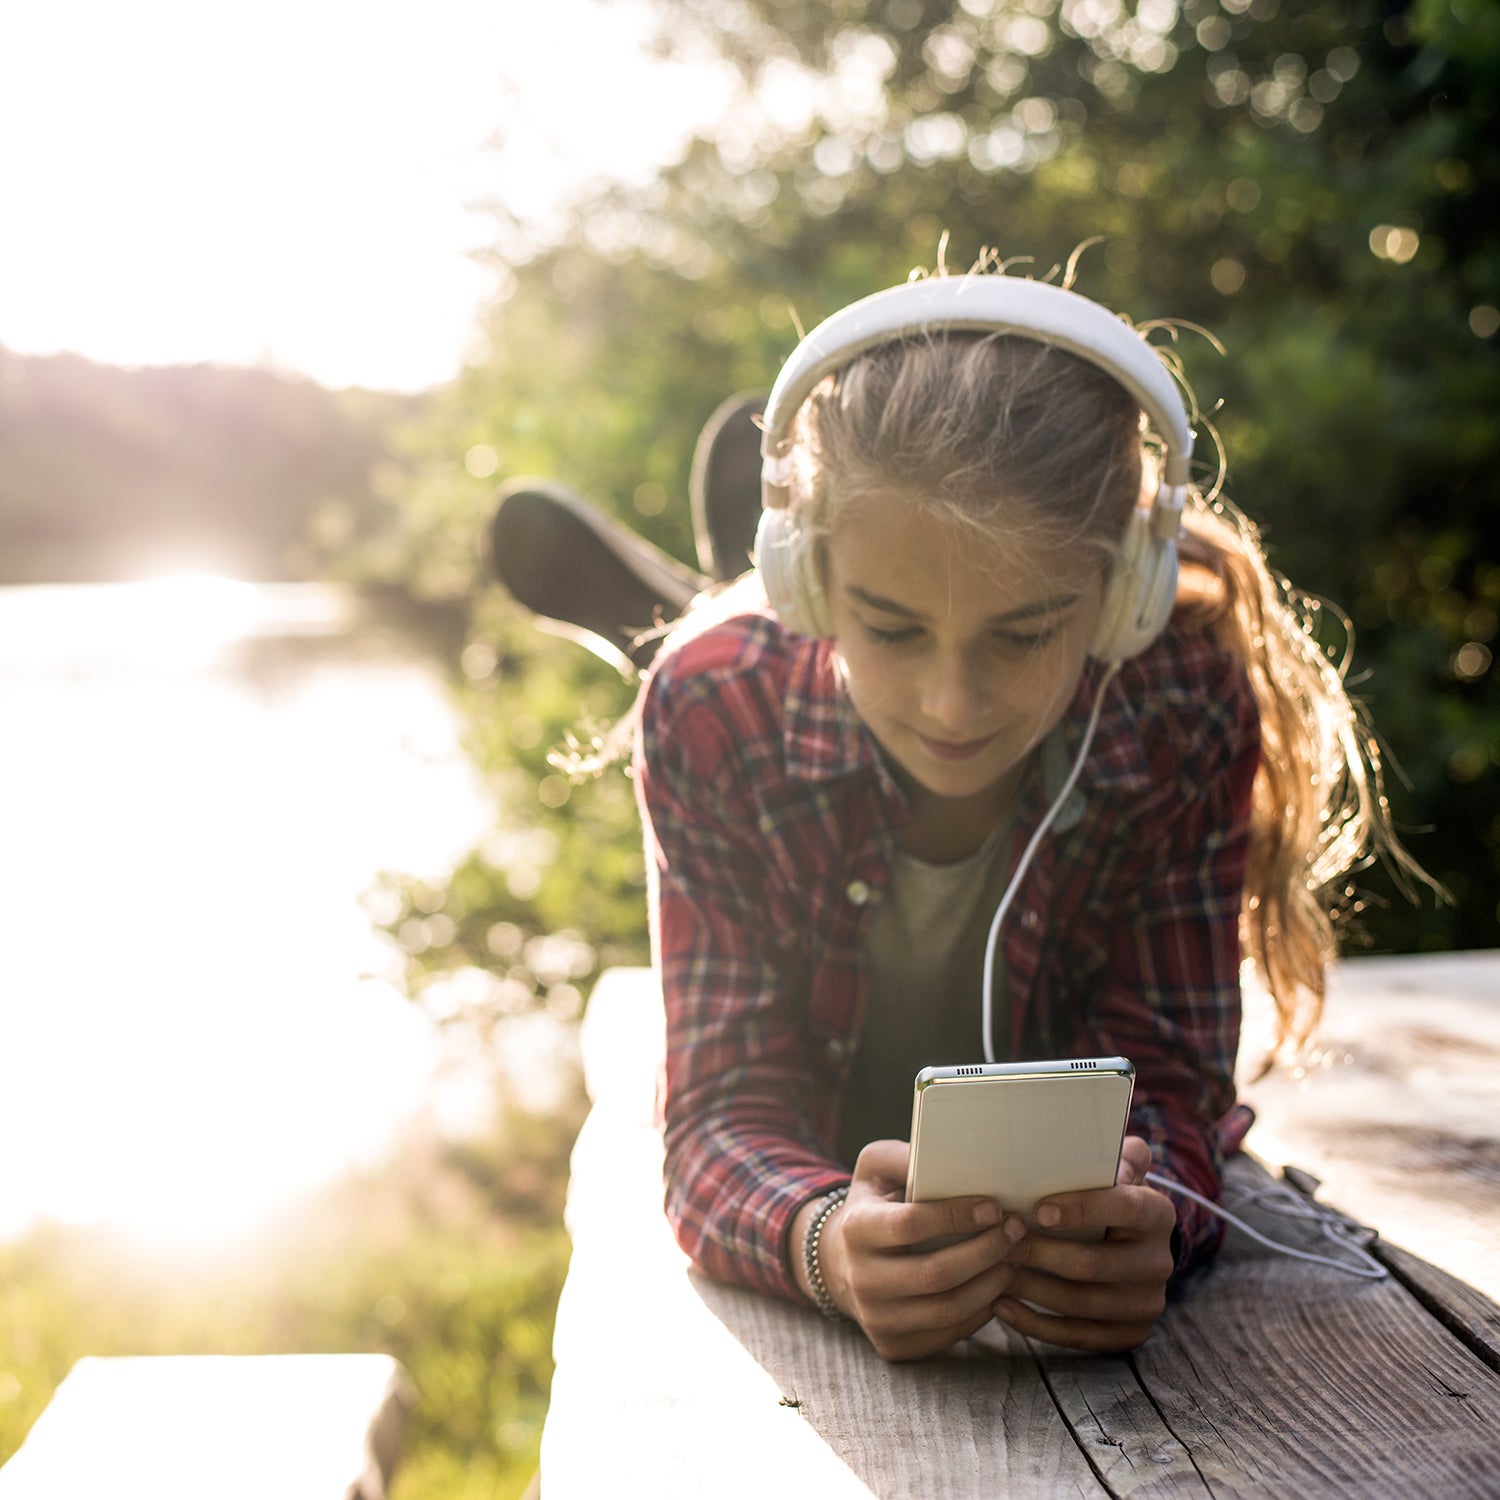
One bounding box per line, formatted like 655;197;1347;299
905;1058;1135;1241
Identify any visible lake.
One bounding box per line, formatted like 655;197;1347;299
0;577;518;1248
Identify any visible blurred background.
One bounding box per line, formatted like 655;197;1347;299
1;0;1495;1493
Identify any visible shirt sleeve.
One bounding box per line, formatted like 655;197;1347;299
1084;647;1261;1276
633;643;848;1302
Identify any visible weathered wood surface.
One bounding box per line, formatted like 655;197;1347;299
1241;951;1500;1304
0;1353;412;1499
542;963;1500;1498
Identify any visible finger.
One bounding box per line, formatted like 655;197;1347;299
993;1295;1157;1354
1002;1265;1167;1326
1031;1182;1176;1241
855;1221;1019;1303
1006;1225;1174;1288
861;1258;1019;1354
848;1190;1012;1255
896;1191;1020;1251
867;1299;1005;1363
1118;1136;1152;1185
851;1138;911;1193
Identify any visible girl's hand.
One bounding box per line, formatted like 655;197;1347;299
802;1139;1023;1362
990;1136;1177;1352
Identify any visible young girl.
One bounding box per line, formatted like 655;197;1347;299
627;267;1418;1361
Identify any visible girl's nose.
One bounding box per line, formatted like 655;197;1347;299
921;649;991;732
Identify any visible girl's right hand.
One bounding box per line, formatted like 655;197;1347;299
814;1139;1023;1361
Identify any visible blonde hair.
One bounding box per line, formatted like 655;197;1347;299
785;312;1435;1059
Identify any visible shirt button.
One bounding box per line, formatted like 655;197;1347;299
845;879;871;906
1023;910;1041;931
824;1038;848;1065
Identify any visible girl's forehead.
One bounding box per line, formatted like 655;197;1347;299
827;493;1097;596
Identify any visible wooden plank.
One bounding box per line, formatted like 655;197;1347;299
1241;951;1500;1303
1372;1241;1500;1375
1077;1154;1500;1500
546;971;1112;1498
1023;1347;1213;1497
556;966;1500;1499
0;1354;412;1500
685;1278;1110;1499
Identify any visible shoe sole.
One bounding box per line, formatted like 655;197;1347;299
487;480;705;671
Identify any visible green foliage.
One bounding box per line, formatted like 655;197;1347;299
0;1091;583;1499
367;600;648;1033
369;0;1493;1000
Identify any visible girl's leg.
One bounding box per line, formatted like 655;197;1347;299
486;392;767;673
690;393;764;583
487;479;705;673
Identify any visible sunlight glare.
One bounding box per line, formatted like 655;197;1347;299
127;573;261;668
0;0;735;389
0;582;495;1251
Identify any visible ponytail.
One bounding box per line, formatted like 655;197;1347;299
1175;496;1441;1059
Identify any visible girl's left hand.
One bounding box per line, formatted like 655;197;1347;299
991;1136;1177;1352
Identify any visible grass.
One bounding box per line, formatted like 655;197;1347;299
0;1076;587;1499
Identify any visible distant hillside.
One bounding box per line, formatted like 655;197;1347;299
0;347;423;583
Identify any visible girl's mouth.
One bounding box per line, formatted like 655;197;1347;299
917;732;997;762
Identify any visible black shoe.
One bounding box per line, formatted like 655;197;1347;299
486;480;706;673
690;393;766;582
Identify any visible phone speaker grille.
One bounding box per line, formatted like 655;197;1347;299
956;1065;984;1076
1070;1060;1100;1070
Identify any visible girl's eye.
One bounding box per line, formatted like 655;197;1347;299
864;624;923;646
995;626;1061;649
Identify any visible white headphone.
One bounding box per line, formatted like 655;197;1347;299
754;275;1195;662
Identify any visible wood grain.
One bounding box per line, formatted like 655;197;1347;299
547;965;1500;1499
1105;1155;1500;1499
1241;951;1500;1302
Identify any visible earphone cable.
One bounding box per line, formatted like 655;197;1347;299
981;660;1122;1065
1143;1169;1389;1280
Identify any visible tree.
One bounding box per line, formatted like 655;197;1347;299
377;0;1498;1015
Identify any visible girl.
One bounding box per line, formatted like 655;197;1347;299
624;267;1421;1361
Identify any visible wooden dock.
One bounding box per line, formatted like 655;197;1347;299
0;1353;411;1499
542;958;1500;1497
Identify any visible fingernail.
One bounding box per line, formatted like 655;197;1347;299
1002;1215;1026;1244
973;1199;1000;1229
1037;1204;1061;1228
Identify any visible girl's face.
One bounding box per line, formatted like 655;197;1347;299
823;496;1104;818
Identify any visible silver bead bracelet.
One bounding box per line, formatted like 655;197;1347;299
803;1185;851;1321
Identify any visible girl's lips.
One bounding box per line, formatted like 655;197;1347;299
917;732;998;762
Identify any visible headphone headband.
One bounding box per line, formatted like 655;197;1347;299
759;275;1194;505
752;274;1194;660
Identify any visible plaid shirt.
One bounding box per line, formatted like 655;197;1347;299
634;602;1259;1304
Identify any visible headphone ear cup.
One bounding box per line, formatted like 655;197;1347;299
1090;502;1179;662
754;507;833;638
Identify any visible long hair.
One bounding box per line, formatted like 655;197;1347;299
784;304;1435;1058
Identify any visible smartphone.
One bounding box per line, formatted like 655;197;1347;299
904;1057;1135;1242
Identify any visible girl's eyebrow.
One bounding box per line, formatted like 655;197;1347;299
845;583;1081;624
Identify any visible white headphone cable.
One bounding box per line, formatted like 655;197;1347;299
1144;1169;1389;1280
970;656;1385;1282
981;659;1122;1066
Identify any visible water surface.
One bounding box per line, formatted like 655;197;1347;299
0;578;494;1246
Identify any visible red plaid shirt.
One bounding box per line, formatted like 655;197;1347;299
634;602;1259;1304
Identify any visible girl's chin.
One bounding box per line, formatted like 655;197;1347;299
900;753;1017;805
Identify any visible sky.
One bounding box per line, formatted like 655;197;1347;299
0;1;732;391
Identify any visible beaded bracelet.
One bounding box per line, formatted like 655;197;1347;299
803;1185;851;1321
